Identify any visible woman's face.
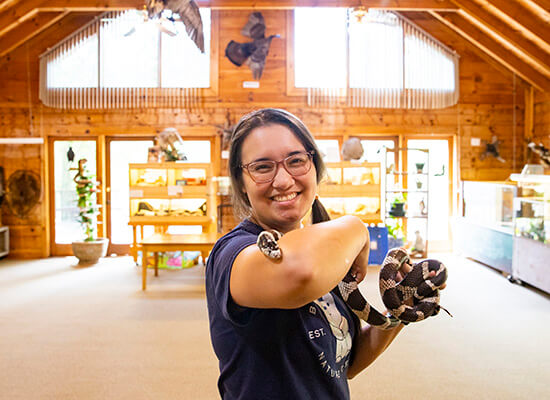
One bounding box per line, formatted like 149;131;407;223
240;124;317;233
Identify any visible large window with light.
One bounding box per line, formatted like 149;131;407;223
292;8;459;109
40;9;214;109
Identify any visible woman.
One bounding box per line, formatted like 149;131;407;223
206;108;407;399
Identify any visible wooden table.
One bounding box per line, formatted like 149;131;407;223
140;232;221;290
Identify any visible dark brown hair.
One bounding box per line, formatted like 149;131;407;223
228;108;330;224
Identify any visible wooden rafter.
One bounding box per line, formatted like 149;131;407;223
450;0;550;75
527;0;550;13
0;0;459;35
196;0;459;9
0;11;68;57
0;0;21;13
430;11;550;91
484;0;550;43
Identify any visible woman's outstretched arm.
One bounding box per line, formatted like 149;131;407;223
230;215;369;309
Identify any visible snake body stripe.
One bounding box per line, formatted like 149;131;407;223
256;230;449;329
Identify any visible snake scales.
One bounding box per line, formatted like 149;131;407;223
257;229;449;329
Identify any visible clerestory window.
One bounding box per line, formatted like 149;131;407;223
39;9;214;109
292;8;459;109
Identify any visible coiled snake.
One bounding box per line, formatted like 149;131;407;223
257;230;450;329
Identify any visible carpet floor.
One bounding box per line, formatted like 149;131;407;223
0;253;548;399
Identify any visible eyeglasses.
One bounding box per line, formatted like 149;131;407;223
241;151;315;183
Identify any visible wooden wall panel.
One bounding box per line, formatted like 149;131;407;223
534;91;550;146
0;9;537;258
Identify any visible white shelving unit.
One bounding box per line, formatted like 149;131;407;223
383;147;430;257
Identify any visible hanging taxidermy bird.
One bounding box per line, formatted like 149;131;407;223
146;0;205;53
480;136;505;163
341;138;364;161
225;12;280;80
527;142;550;168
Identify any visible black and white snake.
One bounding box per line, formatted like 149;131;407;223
257;229;449;329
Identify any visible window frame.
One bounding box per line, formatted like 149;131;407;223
286;9;458;102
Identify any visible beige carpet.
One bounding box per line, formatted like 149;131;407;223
0;253;549;399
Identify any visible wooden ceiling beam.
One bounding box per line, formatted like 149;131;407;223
0;0;459;38
484;0;550;43
527;0;550;13
429;11;550;91
450;0;550;75
196;0;459;9
0;0;22;13
0;11;68;58
0;0;42;37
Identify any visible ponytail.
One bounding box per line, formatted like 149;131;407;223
311;198;331;224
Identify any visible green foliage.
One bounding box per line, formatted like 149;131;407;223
386;217;405;239
72;160;100;242
527;220;546;243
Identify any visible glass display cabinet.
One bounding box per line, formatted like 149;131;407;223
128;163;217;261
509;174;550;293
456;181;516;274
318;162;382;224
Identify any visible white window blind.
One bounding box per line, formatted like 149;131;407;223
294;8;459;109
39;9;211;109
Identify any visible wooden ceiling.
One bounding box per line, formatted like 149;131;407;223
0;0;549;91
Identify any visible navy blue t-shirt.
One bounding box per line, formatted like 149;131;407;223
205;219;360;400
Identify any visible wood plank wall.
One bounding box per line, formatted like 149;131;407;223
0;9;535;257
534;91;550;148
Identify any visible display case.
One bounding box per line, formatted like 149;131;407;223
455;181;517;274
128;162;217;261
510;174;550;293
318;162;382;223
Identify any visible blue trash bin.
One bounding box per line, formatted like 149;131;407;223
367;226;388;265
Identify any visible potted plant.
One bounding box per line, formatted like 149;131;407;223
70;158;109;264
415;162;425;174
389;193;407;217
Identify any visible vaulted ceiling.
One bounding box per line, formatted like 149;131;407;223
0;0;549;91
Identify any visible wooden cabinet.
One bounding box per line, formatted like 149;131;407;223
128;163;217;261
318;161;382;224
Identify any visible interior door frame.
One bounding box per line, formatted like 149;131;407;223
48;136;101;256
104;136;155;256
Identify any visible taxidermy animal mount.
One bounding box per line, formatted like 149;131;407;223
225;12;280;80
480;135;505;163
527;142;550;168
216;111;236;151
341;138;364;161
156;127;187;161
146;0;204;53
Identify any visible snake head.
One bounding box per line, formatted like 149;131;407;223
383;247;411;271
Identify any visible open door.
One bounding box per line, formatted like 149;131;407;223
49;138;99;256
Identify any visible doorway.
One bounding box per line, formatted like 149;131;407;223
50;139;99;256
406;138;453;252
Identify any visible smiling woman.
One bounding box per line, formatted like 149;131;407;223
205;109;411;399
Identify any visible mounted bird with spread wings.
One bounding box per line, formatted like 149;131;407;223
225;12;280;80
146;0;205;53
